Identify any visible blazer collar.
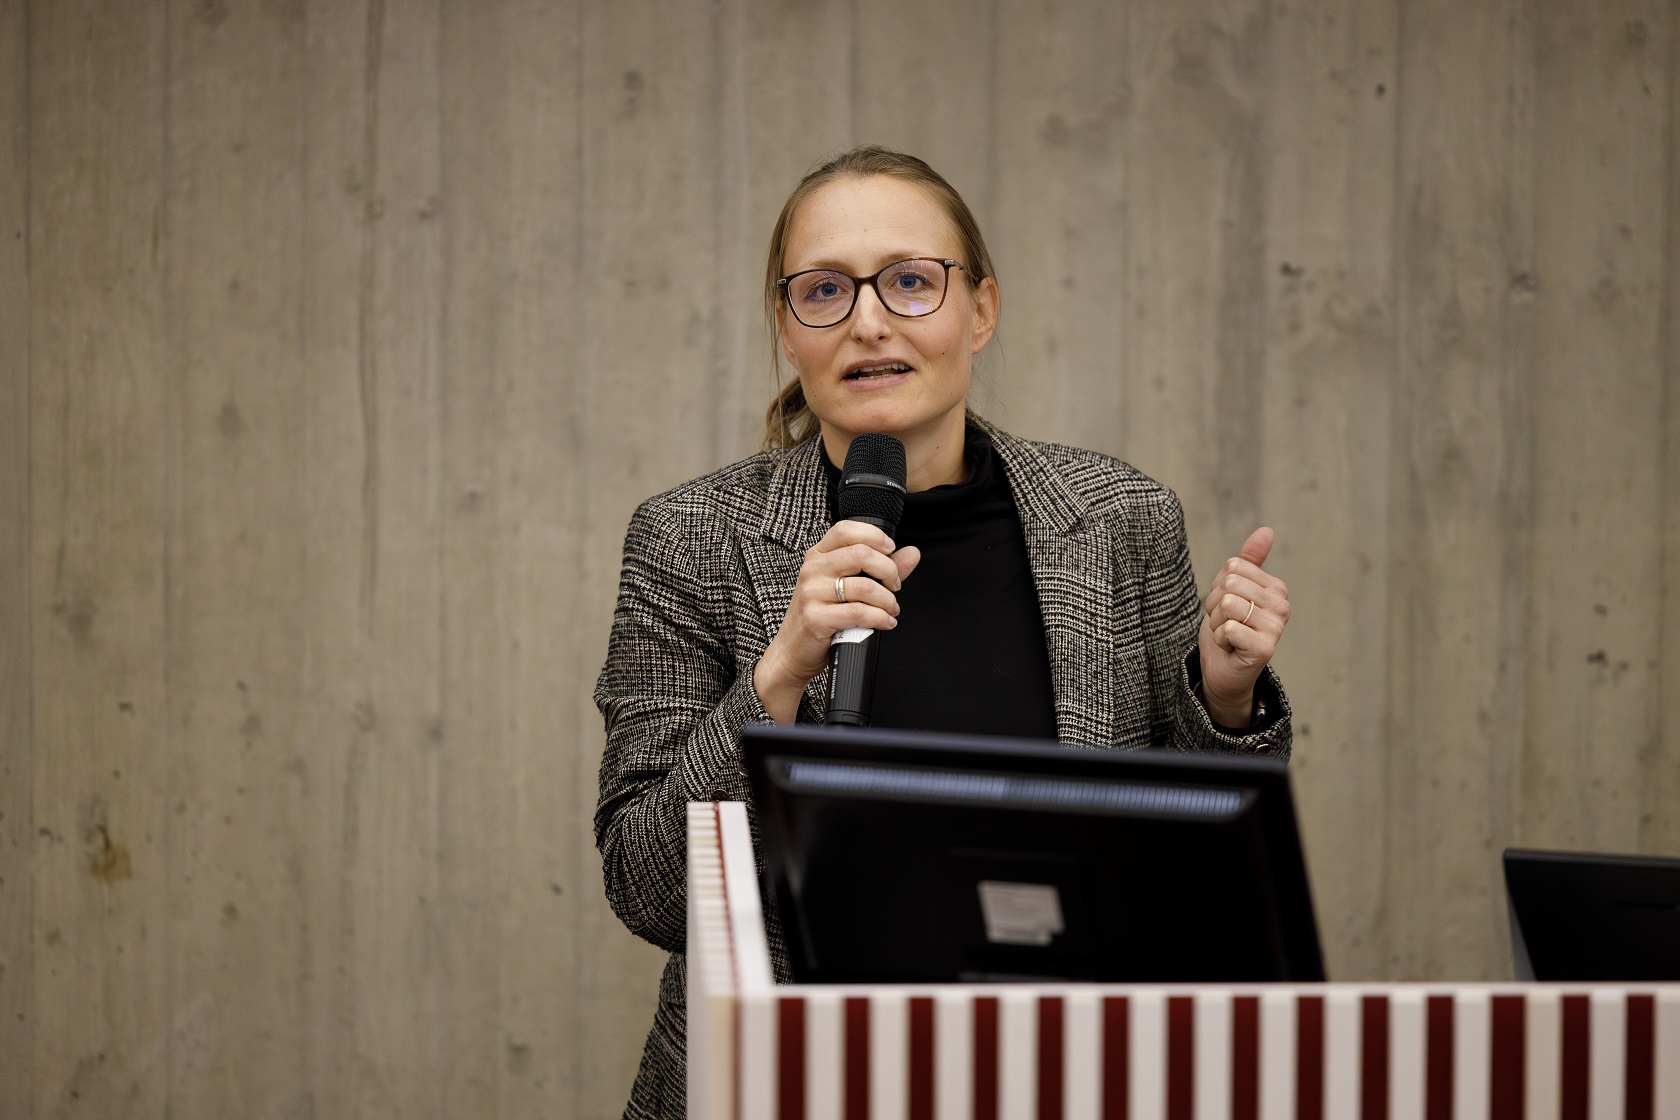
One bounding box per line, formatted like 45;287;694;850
758;435;832;551
741;436;832;719
972;417;1088;535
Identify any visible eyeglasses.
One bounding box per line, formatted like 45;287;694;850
777;257;971;329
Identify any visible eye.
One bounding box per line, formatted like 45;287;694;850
883;261;942;292
793;272;851;305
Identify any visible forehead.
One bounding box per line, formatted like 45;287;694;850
783;175;964;272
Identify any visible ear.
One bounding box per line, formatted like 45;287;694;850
776;303;800;371
969;275;1000;355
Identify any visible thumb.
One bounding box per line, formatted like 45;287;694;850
892;545;923;583
1239;526;1274;568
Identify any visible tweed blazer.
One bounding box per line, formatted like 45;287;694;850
593;420;1292;1120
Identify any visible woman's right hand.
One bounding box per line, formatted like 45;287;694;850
752;521;922;723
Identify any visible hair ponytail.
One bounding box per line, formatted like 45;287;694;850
762;379;821;452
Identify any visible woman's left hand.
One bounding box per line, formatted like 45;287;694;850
1197;526;1291;729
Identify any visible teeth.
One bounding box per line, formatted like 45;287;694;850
851;363;910;377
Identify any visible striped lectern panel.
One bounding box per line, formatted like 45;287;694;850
688;803;1680;1120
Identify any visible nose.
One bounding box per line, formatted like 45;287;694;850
849;281;892;340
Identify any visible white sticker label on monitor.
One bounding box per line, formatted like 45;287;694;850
976;880;1065;946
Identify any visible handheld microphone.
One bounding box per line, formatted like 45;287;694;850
825;433;907;727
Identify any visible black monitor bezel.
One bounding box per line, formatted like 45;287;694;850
742;723;1326;984
1504;847;1680;981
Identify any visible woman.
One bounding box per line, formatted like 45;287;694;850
594;146;1293;1120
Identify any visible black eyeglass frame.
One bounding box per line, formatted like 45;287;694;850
776;257;972;329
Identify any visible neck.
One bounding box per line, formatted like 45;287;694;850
821;407;969;493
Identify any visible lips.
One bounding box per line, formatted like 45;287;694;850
844;361;912;380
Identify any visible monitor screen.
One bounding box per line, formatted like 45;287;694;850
742;724;1325;984
1504;848;1680;981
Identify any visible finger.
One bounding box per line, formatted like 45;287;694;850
821;574;901;618
892;544;922;584
1215;555;1287;594
820;542;904;589
819;600;900;633
813;519;896;556
1228;581;1291;632
1206;591;1257;633
1239;526;1274;568
1206;573;1288;616
1207;614;1234;652
1216;617;1277;661
1204;569;1286;619
1207;594;1290;649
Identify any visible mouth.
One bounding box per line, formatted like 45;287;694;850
844;361;913;381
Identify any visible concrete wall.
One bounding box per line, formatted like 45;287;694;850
1;0;1676;1114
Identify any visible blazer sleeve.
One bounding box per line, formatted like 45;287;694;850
593;496;773;953
1139;487;1293;759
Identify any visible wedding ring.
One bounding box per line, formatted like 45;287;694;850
1241;599;1256;625
834;576;847;604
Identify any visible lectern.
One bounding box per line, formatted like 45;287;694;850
690;802;1679;1120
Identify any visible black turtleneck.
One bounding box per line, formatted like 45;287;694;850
823;430;1059;740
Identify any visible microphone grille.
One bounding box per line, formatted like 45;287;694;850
838;434;908;529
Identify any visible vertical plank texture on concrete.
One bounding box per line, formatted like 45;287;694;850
1256;0;1401;981
1657;4;1680;861
726;0;854;459
1388;0;1537;980
28;1;172;1113
159;3;313;1115
1119;0;1271;587
0;0;34;1108
849;0;999;240
294;0;448;1114
705;0;763;462
1518;4;1672;859
290;7;365;1110
347;0;448;1113
577;0;734;1111
988;0;1130;454
436;0;598;1114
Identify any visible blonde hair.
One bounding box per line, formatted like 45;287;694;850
760;146;997;451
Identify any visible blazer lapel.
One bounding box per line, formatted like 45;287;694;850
985;423;1118;747
740;436;832;719
740;424;1120;738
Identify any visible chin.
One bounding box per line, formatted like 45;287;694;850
831;397;941;434
836;409;920;438
811;379;968;440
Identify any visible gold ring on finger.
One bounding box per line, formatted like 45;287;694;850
834;575;847;604
1241;598;1256;625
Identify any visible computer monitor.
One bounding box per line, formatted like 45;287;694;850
1504;848;1680;981
741;724;1325;984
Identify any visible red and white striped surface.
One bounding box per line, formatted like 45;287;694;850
689;803;1680;1120
736;985;1680;1120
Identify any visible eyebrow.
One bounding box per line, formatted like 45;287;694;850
789;250;949;275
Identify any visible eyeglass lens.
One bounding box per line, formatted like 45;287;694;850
786;259;949;327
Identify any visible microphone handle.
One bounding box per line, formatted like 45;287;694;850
825;631;879;727
823;513;897;728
